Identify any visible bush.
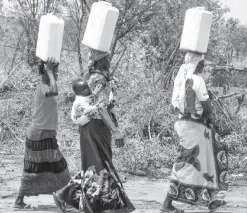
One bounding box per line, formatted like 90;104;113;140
1;53;247;178
113;137;177;173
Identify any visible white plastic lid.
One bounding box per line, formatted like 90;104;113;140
44;13;64;23
98;1;112;6
196;7;206;10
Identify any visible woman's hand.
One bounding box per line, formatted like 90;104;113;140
38;60;45;74
46;57;59;72
84;108;99;120
88;60;94;70
201;99;214;121
112;130;125;147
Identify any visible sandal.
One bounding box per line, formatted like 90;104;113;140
173;210;185;213
53;192;66;213
160;207;184;213
208;199;226;212
13;204;37;211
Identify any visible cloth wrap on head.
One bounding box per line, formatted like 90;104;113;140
88;49;111;66
171;52;205;113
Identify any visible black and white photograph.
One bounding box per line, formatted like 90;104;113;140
0;0;246;212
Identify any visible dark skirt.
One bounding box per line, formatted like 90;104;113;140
18;137;71;196
57;119;135;213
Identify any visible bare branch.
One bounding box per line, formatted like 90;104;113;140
219;93;237;99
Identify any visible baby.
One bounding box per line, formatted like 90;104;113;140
71;79;100;126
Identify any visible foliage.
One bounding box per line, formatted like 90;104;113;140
0;0;247;177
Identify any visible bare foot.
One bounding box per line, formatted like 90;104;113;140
160;203;176;212
13;203;37;210
208;199;226;212
53;192;66;213
161;204;184;213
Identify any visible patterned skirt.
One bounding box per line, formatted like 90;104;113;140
57;119;135;213
167;118;229;206
18;136;71;196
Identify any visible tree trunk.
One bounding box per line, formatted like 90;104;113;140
77;37;83;74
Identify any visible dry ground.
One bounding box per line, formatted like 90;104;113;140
0;152;246;213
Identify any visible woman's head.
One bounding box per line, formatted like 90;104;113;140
185;51;205;74
93;55;111;71
88;49;111;72
194;59;205;74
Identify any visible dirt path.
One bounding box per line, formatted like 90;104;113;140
0;153;246;213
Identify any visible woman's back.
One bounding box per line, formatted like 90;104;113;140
184;74;209;116
32;82;58;130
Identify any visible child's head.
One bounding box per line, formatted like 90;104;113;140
72;79;91;96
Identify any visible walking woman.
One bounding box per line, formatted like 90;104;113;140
160;52;228;213
13;58;70;210
53;50;135;213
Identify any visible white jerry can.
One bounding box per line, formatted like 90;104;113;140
180;7;213;54
82;1;119;52
36;14;64;62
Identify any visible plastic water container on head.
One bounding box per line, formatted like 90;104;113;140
36;14;64;62
180;7;213;54
82;1;119;52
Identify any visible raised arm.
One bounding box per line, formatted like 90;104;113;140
44;58;59;97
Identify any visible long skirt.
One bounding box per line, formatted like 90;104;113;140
57;119;135;213
18;130;71;196
167;118;228;206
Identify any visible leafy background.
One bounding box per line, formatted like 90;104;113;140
0;0;247;180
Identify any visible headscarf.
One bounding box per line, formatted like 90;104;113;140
88;49;111;63
171;52;204;113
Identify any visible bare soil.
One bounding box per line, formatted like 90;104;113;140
0;152;246;213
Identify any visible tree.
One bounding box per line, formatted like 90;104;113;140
62;0;87;73
5;0;64;68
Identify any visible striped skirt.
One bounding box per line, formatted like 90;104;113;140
18;137;71;196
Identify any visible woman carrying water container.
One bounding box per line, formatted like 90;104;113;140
13;13;71;211
13;59;71;210
53;49;135;213
160;52;228;213
53;2;134;212
160;7;229;213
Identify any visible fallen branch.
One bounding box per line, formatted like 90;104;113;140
218;92;237;99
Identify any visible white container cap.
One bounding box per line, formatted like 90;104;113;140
98;1;112;6
44;13;64;23
196;7;206;10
